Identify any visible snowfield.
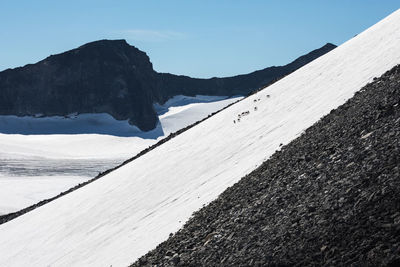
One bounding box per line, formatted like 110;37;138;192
0;175;86;216
1;9;400;267
0;95;241;213
0;95;240;159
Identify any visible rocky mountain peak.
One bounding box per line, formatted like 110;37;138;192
41;39;154;72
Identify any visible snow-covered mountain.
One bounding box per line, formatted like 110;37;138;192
0;43;333;215
1;9;400;267
0;41;334;215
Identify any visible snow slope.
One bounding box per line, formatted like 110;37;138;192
0;95;240;160
0;96;241;214
1;9;400;267
0;175;85;216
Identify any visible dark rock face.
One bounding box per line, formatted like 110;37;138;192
0;40;335;131
0;40;158;131
132;65;400;266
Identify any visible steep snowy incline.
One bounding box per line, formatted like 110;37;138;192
0;95;241;160
1;9;400;267
0;95;241;214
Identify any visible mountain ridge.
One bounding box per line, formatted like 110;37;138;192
0;40;336;131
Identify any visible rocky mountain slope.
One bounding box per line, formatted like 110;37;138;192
0;41;335;131
133;65;400;266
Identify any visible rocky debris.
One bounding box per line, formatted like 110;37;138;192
132;65;400;266
0;40;335;132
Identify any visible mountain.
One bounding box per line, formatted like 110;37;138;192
0;41;335;131
0;9;399;267
0;40;159;131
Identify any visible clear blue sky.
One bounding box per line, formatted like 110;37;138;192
0;1;398;78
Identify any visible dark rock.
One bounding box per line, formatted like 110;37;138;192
0;40;158;131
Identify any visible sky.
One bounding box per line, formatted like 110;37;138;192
0;1;399;78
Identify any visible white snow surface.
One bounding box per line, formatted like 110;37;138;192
0;175;86;216
0;95;240;160
1;9;400;267
0;95;241;213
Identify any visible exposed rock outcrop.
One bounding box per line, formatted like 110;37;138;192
0;40;158;131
